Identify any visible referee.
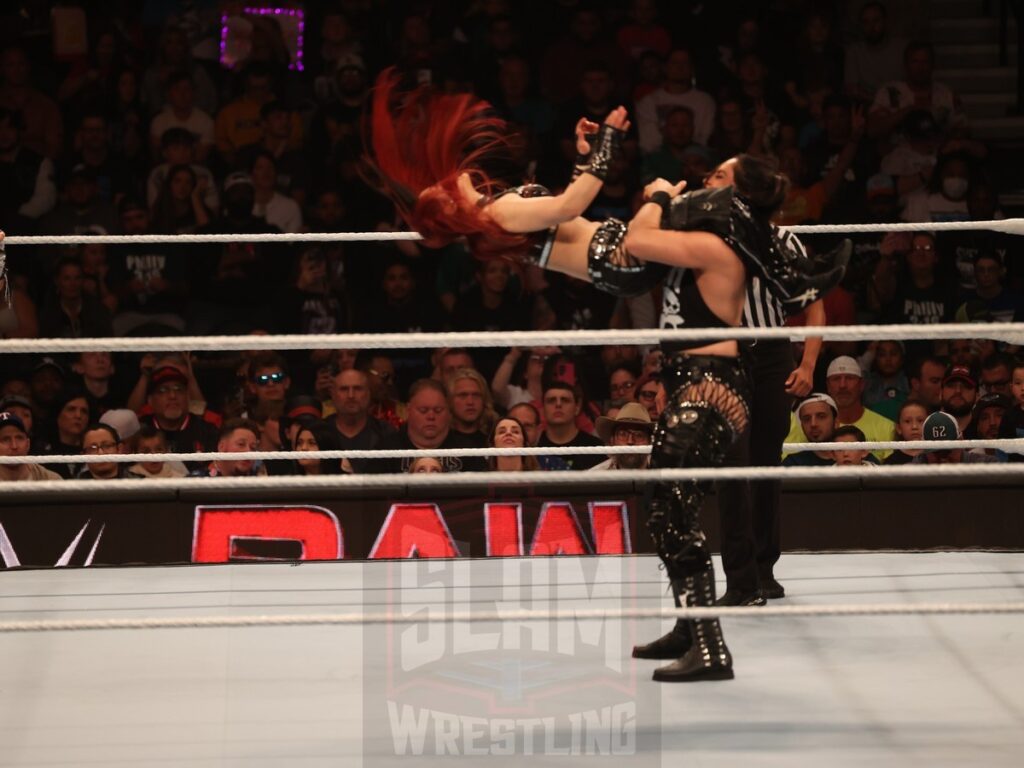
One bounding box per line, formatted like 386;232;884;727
716;236;826;605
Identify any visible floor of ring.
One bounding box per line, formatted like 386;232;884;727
1;551;1022;767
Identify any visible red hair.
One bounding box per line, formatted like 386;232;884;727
365;68;527;260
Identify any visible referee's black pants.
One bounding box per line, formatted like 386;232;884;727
718;340;794;593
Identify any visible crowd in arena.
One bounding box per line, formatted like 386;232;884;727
0;0;1022;481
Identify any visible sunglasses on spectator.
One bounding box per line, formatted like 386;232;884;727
255;372;287;386
638;389;659;400
610;381;636;393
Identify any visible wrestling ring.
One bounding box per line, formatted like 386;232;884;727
0;221;1022;766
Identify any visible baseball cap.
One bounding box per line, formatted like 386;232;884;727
147;365;188;394
866;173;896;200
826;356;862;379
101;409;141;441
32;356;67;378
595;402;654;443
0;411;29;436
796;392;838;417
922;411;961;441
973;392;1011;416
0;394;33;413
223;171;254;192
942;364;977;388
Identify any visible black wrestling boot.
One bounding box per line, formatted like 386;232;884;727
715;589;766;607
653;570;734;682
633;579;692;659
775;239;852;314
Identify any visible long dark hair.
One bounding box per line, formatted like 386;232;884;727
733;153;790;215
293;422;344;475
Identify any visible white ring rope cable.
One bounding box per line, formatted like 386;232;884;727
1;322;1022;355
4;218;1023;246
3;463;1024;494
7;438;1024;466
1;602;1022;634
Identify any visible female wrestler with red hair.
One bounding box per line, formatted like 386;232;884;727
365;68;847;311
367;71;849;682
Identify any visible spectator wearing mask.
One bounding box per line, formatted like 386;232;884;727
589;402;653;471
884;399;930;465
940;363;979;436
784;393;838;466
0;411;62;482
913;410;997;464
536;381;604;471
488;416;540;472
902;151;973;224
831;425;878;466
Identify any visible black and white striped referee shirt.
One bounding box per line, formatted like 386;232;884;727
742;227;808;329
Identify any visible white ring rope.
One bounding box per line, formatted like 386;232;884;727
1;322;1022;355
1;602;1022;634
7;438;1023;466
4;218;1023;246
2;463;1023;494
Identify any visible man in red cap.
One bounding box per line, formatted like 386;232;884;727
141;365;218;457
939;363;978;436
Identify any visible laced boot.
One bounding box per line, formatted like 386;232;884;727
632;579;692;659
653;569;734;682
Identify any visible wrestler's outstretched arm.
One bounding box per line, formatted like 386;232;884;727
486;107;630;233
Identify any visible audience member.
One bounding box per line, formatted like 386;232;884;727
446;368;494;442
78;423;134;479
955;253;1024;323
997;360;1024;460
100;408;141;453
250;150;303;233
192;418;264;477
292;422;344;475
129;423;188;478
148;70;215;161
908;355;947;409
488;416;540;472
0;107;56;225
861;340;909;420
966;392;1011;461
370;379;487;474
146;128;219;211
844;1;908;103
884;398;929;465
536;381;604;470
913;410;996;464
589;402;652;470
636;48;715;152
141;365;218;456
940;363;979;436
980;353;1015;398
0;46;62;160
831;425;877;466
0;411;62;482
507;402;542;447
784;393;838;466
787;355;894;460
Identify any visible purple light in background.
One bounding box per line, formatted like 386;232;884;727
220;6;305;71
